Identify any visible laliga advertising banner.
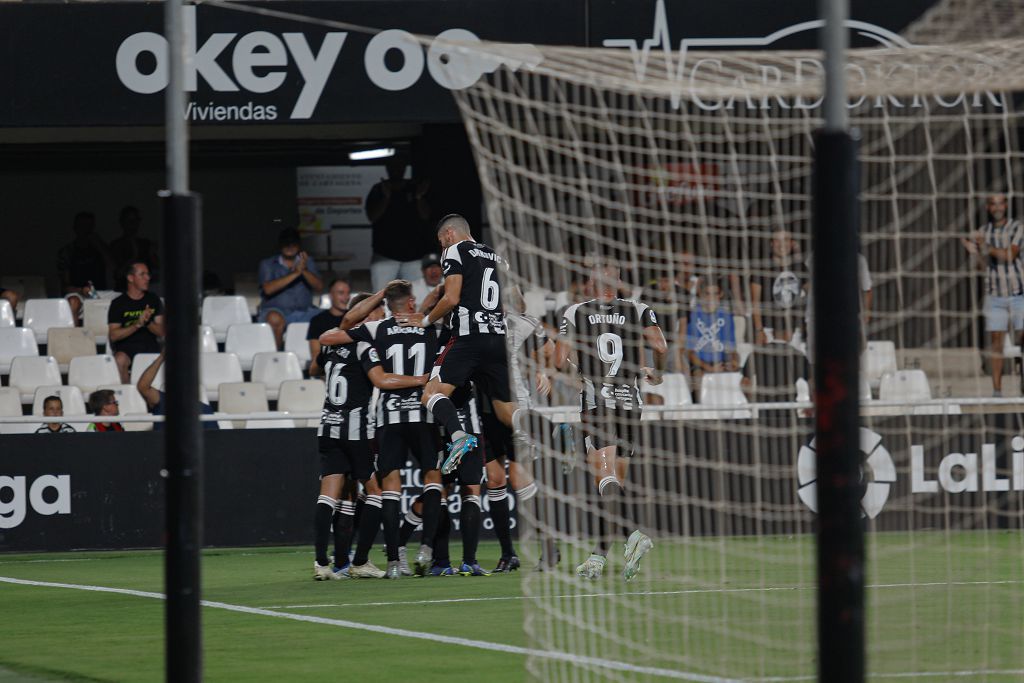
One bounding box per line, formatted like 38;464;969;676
0;0;950;128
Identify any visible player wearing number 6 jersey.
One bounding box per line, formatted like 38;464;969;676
559;264;667;582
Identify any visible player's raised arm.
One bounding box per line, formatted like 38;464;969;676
640;303;667;385
341;288;386;329
318;326;354;346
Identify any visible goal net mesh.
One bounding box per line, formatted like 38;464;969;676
445;0;1024;679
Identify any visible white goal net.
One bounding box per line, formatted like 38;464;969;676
445;0;1024;680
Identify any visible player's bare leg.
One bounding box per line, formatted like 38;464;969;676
313;473;345;580
424;378;479;473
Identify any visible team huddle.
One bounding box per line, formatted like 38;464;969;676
311;214;667;581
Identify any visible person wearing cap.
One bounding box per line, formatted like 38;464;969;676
411;252;444;306
258;227;324;349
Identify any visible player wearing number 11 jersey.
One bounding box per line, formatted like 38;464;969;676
559;264;667;582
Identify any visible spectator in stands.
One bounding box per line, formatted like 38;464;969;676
684;279;740;397
136;351;219;430
644;254;698;371
750;229;808;346
87;389;124;432
365;158;432;289
411;253;443;305
109;206;159;286
961;192;1024;396
803;250;874;359
58;211;113;323
0;285;19;315
306;278;351;377
108;261;164;384
35;395;76;433
258;227;323;349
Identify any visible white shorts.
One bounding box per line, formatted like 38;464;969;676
984;295;1024;332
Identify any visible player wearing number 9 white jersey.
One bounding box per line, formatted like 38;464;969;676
558;264;668;582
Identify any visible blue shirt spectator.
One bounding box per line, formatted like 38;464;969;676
258;227;324;348
686;281;738;369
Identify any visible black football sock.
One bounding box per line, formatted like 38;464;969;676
418;483;443;547
381;491;402;562
314;495;336;566
461;494;481;566
433;504;451;567
352;494;382;566
332;499;356;567
426;394;465;441
487;486;516;558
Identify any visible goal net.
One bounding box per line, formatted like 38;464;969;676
444;0;1024;679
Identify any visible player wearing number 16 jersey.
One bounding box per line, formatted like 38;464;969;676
418;214;517;475
559;264;667;582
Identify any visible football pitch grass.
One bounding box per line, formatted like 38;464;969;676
0;532;1021;682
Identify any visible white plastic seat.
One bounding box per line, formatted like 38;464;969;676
644;372;693;419
862;341;897;389
82;298;112;349
31;385;87;417
97;384;151;431
199;325;218;353
68;355;121;396
698;372;752;419
278;378;325;427
201;296;251;343
129;352;164;391
245;414;297;429
200;353;244;401
879;369;931;403
234;273;262;318
251;351;303;400
0;387;32;434
9;356;62;403
0;300;14;328
0;275;46;318
47;327;97;372
0;327;39;374
219;382;269;429
224;323;276;371
284;322;312;366
860;374;873;401
23;298;75;344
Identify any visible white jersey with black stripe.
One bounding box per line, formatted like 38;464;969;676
441;240;507;336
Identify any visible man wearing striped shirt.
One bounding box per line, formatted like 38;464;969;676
962;193;1024;396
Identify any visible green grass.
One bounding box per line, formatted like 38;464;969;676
0;533;1022;682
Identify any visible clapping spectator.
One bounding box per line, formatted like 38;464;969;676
87;389;124;432
258;227;323;349
307;278;351;377
108;261;164;384
35;395;76;434
685;279;740;397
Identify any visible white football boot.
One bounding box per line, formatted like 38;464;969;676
623;530;654;582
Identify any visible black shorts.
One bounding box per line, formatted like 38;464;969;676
581;406;641;457
377;422;441;475
431;334;510;403
319;435;374;480
481;409;515;463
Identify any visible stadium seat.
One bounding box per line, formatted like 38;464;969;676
645;372;693;419
0;275;47;318
201;296;250;343
862;341;898;389
698;372;752;420
277;378;325;427
31;385;87;417
199;325;218;353
224;322;276;371
251;351;303;400
860;374;873;401
48;327;97;372
217;381;269;429
244;414;296;429
97;384;151;431
879;369;954;414
234;273;262;317
284;322;311;365
0;386;32;434
82;298;112;349
129;352;164;391
0;327;39;374
68;354;121;395
0;300;14;328
9;356;62;403
200;352;244;401
23;298;75;344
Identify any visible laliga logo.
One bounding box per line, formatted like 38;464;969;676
797;428;896;519
0;475;71;529
115;7;541;120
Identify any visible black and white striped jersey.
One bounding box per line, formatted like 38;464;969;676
560;298;660;410
348;318;439;426
317;341;378;440
507;313;548;409
441;240;507;336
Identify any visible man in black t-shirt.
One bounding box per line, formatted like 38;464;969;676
306;278;350;377
108;261;164;384
365;159;432;289
750;229;808;346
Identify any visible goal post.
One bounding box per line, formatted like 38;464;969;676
443;1;1024;680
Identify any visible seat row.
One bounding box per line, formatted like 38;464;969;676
1;351;308;403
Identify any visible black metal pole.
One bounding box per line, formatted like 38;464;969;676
163;191;203;682
813;129;864;683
